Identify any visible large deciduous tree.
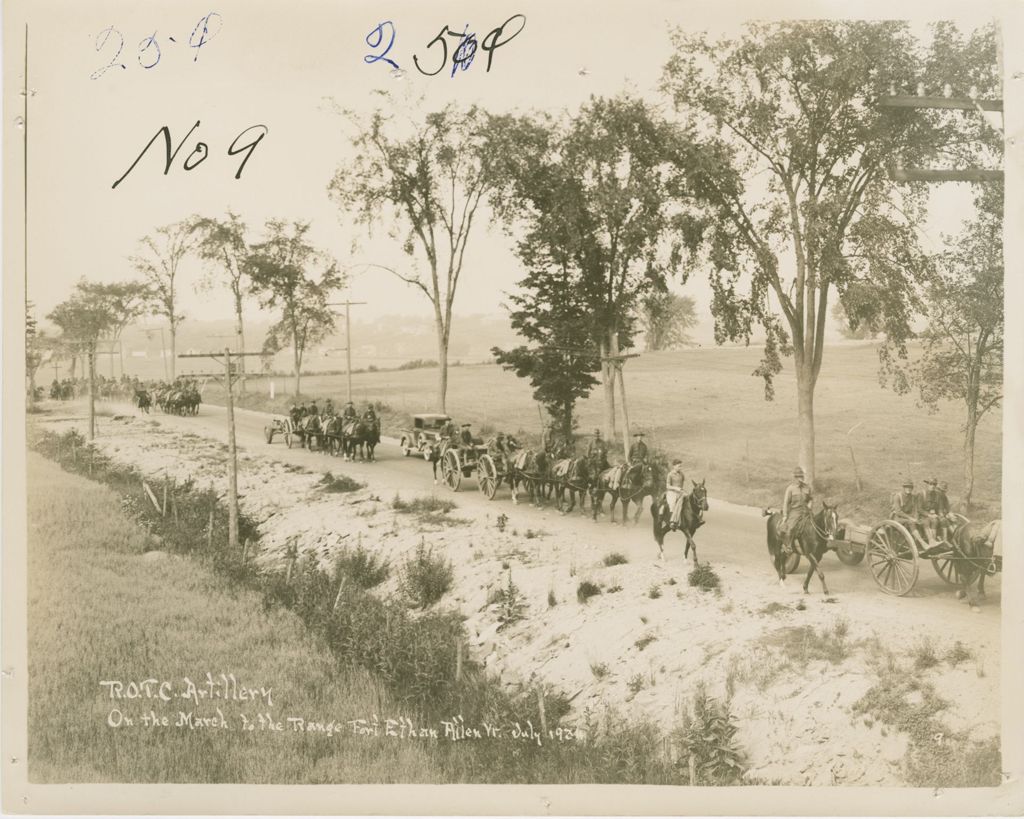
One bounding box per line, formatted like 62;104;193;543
48;280;147;438
489;96;718;448
661;21;998;486
246;220;342;397
131;221;197;380
328;101;498;412
192;211;253;389
882;187;1003;506
639;291;698;351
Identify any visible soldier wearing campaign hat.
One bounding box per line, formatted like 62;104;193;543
892;478;924;537
781;466;813;554
628;431;649;465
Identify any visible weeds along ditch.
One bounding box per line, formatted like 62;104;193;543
29;426;747;785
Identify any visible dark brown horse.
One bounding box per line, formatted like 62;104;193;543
510;449;550;507
651;479;708;563
551;457;591;514
591;462;658;524
764;503;838;595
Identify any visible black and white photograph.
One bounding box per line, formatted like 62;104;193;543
2;0;1021;813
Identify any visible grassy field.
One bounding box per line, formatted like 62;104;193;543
204;343;1001;521
27;452;443;783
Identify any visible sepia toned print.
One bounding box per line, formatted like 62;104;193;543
3;0;1022;813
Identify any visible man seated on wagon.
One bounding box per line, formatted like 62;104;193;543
891;479;925;542
288;404;301;425
487;431;514;470
921;478;950;546
458;423;475;460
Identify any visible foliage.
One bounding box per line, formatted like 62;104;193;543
635;634;657;651
602;552;628;567
245;220;342;396
639;291;698;351
399;541;454;609
317;471;365;493
687;562;720;591
590;662;609;679
879;186;1003;504
494;571;528;629
912;637;940;671
576;580;602;603
328;101;499;412
334;546;390;589
831;295;882;340
672;686;747;785
661;21;1000;482
488;95;718;436
130;221;196;379
647;585;662;600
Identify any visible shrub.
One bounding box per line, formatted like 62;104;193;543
400;541;454;609
577;580;602;603
334;546;390;589
495;572;528;629
913;638;940;671
672;686;747;785
627;674;646;694
647;585;662;599
318;471;365;493
635;634;657;651
591;662;609;679
688;562;720;591
607;584;623;594
945;641;973;667
603;552;628;567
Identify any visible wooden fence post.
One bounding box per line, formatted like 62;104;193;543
333;578;347;612
142;481;162;514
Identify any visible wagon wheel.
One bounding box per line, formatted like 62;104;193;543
441;449;462;491
868;520;919;596
264;425;275;444
478;454;498;500
836;543;865;565
785;552;801;573
285;432;294;449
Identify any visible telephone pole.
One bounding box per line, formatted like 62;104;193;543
179;348;262;549
602;351;640;462
326;300;366;404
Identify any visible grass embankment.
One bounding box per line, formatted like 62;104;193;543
200;344;1001;523
27;429;746;785
27;452;439;783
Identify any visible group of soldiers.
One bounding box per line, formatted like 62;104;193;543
288;399;378;429
777;466;958;553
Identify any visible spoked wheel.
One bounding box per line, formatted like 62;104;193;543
285;433;294;449
836;543;865;565
264;425;275;444
441;449;462;491
868;520;919;596
478;454;498;499
932;520;979;586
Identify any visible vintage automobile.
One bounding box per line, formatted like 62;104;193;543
399;413;452;460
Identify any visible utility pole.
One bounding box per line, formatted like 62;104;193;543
179;348;262;549
602;351;640;462
326;300;366;404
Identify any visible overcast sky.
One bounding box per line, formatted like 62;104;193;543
24;0;998;335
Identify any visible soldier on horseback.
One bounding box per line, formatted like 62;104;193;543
363;404;378;424
629;432;648;464
342;401;357;422
487;431;514;472
781;466;813;555
665;460;686;530
324;398;335;417
587;429;609;472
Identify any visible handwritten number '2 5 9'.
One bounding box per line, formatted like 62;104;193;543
364;21;399;69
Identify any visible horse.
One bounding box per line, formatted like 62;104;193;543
343;419;379;462
551;457;591;514
509;449;550;506
133;389;151;414
591;462;658;524
651;479;709;563
320;415;345;456
763;503;839;595
300;414;325;451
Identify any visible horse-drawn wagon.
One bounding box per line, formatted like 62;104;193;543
439;442;512;498
810;512;999;596
264;417;301;447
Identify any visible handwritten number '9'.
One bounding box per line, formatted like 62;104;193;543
412;14;525;77
189;12;222;62
364;21;399;70
480;14;526;73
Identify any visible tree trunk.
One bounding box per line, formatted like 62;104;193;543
436;324;449;413
235;293;246;395
169;324;177;380
293;329;302;397
963;406;978;508
600;336;616;441
796;364;816;488
87;350;96;441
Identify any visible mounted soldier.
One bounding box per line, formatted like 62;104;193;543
324;398;335;417
664;459;686;530
342;401;357;422
629;431;649;464
586;428;609;473
363;404;378;425
780;466;813;555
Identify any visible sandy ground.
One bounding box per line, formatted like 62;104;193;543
36;405;1002;786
